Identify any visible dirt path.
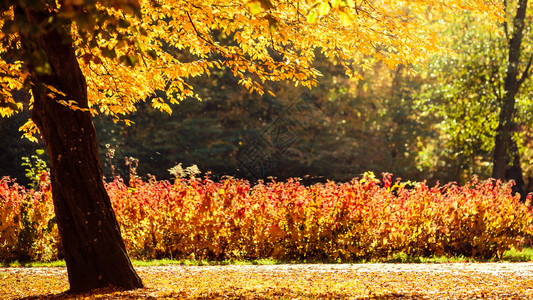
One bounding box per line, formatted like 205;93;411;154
2;263;533;299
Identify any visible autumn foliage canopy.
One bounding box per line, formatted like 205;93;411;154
0;0;512;294
0;0;502;128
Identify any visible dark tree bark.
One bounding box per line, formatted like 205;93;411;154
16;7;143;293
492;0;528;198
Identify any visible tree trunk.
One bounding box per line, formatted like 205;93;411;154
493;132;526;197
492;0;528;198
16;7;143;293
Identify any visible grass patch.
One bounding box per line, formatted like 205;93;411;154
376;247;533;263
501;247;533;262
2;247;532;268
132;257;281;267
377;252;476;264
1;260;66;268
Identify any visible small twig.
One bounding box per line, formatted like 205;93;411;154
186;11;216;48
503;0;509;41
517;54;533;87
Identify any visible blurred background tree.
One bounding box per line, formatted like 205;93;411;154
418;2;533;196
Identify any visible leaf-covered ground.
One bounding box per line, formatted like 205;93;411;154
1;263;533;299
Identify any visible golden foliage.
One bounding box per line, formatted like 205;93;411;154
0;0;502;129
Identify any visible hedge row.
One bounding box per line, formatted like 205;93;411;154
1;174;532;261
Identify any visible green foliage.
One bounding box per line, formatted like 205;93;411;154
0;111;42;186
20;149;49;190
417;7;533;183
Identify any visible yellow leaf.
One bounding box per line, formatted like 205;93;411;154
318;2;330;16
246;1;263;15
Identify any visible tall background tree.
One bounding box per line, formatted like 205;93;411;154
419;1;533;196
0;0;501;294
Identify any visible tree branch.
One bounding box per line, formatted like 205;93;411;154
517;54;533;87
186;11;216;48
503;0;509;41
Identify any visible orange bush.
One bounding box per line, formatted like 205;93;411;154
0;177;59;261
0;174;531;261
107;174;532;260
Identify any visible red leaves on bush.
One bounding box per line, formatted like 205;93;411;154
0;177;59;261
1;174;531;261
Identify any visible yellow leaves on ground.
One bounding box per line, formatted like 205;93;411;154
1;264;533;299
